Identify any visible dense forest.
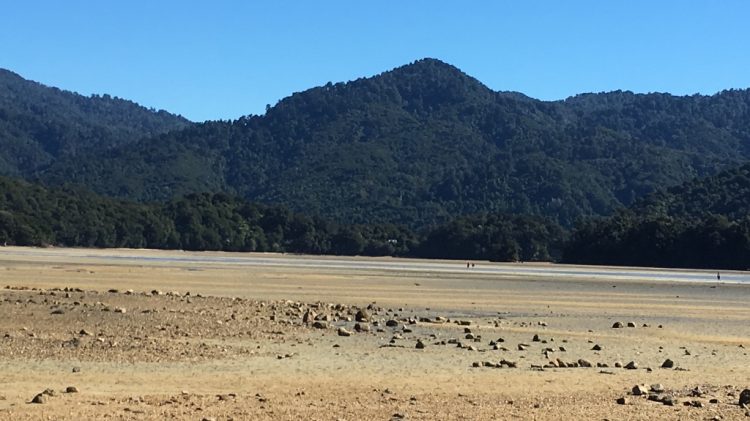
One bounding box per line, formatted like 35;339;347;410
0;176;562;262
3;59;746;228
2;169;749;270
563;164;750;269
0;68;190;178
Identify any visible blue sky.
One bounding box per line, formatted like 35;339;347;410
2;1;748;121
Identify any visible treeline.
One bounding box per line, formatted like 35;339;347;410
564;213;750;270
563;164;750;270
3;163;750;270
0;177;558;261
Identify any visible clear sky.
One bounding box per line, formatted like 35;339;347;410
2;1;748;122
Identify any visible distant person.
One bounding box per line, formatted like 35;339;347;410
471;263;475;268
717;272;721;281
467;262;470;269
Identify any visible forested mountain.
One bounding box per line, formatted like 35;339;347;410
6;59;750;229
563;163;750;269
0;69;191;177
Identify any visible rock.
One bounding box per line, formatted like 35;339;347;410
616;397;628;405
50;308;65;315
72;366;81;373
65;386;79;393
312;321;329;329
661;358;674;368
632;384;649;396
415;340;425;349
465;333;475;340
591;344;602;351
113;307;126;314
661;395;677;406
458;320;472;326
532;334;541;342
31;393;47;404
577;359;593;368
385;319;399;327
337;327;352;337
355;309;371;322
624;361;638;370
612;322;623;328
740;389;750;407
626;321;636;328
650;384;665;393
79;329;93;336
354;323;370;332
472;361;481;368
614;361;623;368
302;310;316;324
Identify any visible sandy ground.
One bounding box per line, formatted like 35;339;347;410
0;246;749;420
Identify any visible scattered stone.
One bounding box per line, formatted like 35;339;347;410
616;397;628;405
337;327;352;337
415;340;425;349
740;389;750;407
631;384;648;396
499;359;517;368
31;393;47;404
302;310;316;324
354;323;370;332
624;361;638;370
312;321;329;329
65;386;79;393
385;320;399;327
577;359;593;368
661;358;674;368
591;344;602;351
113;307;126;314
650;384;665;393
612;322;623;328
72;366;81;373
532;334;540;342
626;322;636;328
50;308;65;315
355;309;371;322
517;344;529;351
661;395;677;406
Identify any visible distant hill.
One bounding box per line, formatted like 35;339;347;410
9;58;750;228
0;68;191;177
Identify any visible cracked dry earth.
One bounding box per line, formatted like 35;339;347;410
1;250;750;419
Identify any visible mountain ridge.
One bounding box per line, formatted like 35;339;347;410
2;59;749;228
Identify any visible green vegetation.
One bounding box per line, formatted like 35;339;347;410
28;59;750;228
563;164;750;269
0;69;190;178
2;60;750;270
0;176;557;262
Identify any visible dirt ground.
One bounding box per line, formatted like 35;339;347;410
0;247;749;420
